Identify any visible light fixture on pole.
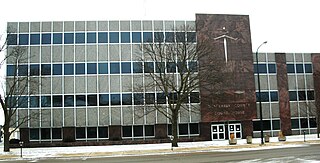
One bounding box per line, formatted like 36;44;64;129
255;41;267;145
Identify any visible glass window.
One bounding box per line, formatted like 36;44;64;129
121;32;130;43
177;62;187;73
18;96;28;108
87;127;97;138
122;126;132;137
87;63;97;74
190;92;200;103
76;127;85;139
133;62;143;73
121;62;131;74
298;91;306;100
30;34;40;45
179;124;188;135
18;65;28;76
30;64;40;76
144;62;154;73
143;32;153;43
296;64;304;73
291;119;299;129
169;93;177;104
190;123;199;134
41;128;51;139
132;32;141;43
268;64;276;73
307;91;315;100
155;62;165;73
165;32;174;42
30;128;39;140
87;94;97;106
154;32;164;42
187;32;196;42
134;93;144;105
111;94;121;105
41;64;51;75
7;34;17;45
75;33;85;44
310;118;317;128
109;32;119;43
7;65;16;76
270;91;278;101
305;64;312;73
157;93;166;104
289;91;297;101
167;62;176;73
98;127;108;138
99;94;109;106
53;64;62;75
52;128;62;139
64;64;74;75
176;32;185;42
168;124;172;135
287;64;295;73
254;64;267;73
64;33;74;44
41;33;51;44
75;63;85;75
19;34;29;45
300;118;308;128
133;126;143;137
98;63;108;74
145;93;155;104
53;33;62;44
188;61;198;72
98;32;108;43
41;96;51;107
110;62;120;74
64;95;74;107
272;120;280;130
30;96;39;108
122;93;132;105
53;95;62;107
87;32;96;43
256;92;269;102
145;125;155;136
263;120;271;130
76;95;86;106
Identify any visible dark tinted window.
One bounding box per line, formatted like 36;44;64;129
76;63;85;74
145;125;154;136
41;33;51;44
41;96;51;107
154;32;164;42
99;94;109;106
64;95;74;107
296;64;304;73
187;32;196;42
144;62;154;73
190;123;199;134
268;64;276;73
52;128;62;139
87;94;97;106
291;119;299;129
298;91;306;100
41;64;51;75
87;32;96;43
76;95;86;106
176;32;185;42
98;63;108;74
188;61;198;72
256;92;269;102
75;33;85;44
110;63;120;74
132;32;141;43
121;62;131;73
270;91;278;101
87;63;97;74
111;94;121;105
254;64;267;73
165;32;174;42
133;126;143;137
167;62;176;73
307;91;315;100
19;34;29;45
7;34;17;45
157;93;166;104
305;64;312;73
64;33;74;44
155;62;165;73
30;96;39;107
145;93;155;104
289;91;297;101
18;65;28;76
287;64;295;73
98;32;108;43
30;34;40;45
121;32;130;43
190;92;200;103
122;93;132;105
64;64;74;75
30;64;40;76
133;62;143;73
30;128;39;140
53;64;62;75
122;126;132;137
179;124;188;135
76;127;85;139
134;93;144;105
18;96;28;108
41;128;51;139
109;32;119;43
6;65;16;76
143;32;152;43
53;95;62;107
98;127;108;138
87;127;97;138
53;33;62;44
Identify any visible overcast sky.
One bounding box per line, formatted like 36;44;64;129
0;0;319;124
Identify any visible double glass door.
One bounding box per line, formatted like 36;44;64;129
211;124;225;140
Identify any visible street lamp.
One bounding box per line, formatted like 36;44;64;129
255;41;267;145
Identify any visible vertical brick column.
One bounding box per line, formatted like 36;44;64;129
242;120;253;138
63;127;75;142
199;122;211;140
155;124;167;139
275;53;292;135
312;53;320;134
109;125;121;141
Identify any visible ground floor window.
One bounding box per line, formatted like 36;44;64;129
122;125;155;138
253;120;280;131
167;123;199;136
30;128;62;140
291;117;317;129
76;126;109;140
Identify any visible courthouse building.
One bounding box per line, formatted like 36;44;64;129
6;14;320;146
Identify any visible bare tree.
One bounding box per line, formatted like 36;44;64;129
0;32;39;152
137;26;220;147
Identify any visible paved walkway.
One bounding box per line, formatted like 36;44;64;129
0;135;319;161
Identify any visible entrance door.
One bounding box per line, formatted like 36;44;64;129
211;124;225;140
228;123;242;139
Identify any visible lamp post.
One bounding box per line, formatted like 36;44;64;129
255;41;267;145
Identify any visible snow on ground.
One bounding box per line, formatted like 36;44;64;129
0;134;319;160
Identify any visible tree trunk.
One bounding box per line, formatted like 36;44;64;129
317;117;320;138
171;111;178;147
3;123;10;152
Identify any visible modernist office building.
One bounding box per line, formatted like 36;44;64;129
6;14;320;146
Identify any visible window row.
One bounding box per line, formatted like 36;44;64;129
7;61;198;76
11;92;200;108
122;125;155;138
289;90;314;101
167;123;200;136
76;127;109;139
30;128;62;140
255;91;278;102
253;120;280;131
7;32;196;45
287;64;313;73
291;118;317;129
254;64;276;74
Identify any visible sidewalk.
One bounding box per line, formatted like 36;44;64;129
0;134;319;161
